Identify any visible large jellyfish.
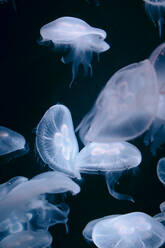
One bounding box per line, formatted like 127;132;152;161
144;43;165;154
77;59;159;145
36;104;80;179
144;0;165;36
39;16;110;86
76;141;142;201
0;126;28;161
92;212;165;248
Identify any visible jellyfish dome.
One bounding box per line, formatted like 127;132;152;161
92;212;165;248
36;104;80;178
77;59;159;144
144;0;165;36
0;126;27;156
83;215;119;243
76;141;142;173
40;16;110;85
157;157;165;184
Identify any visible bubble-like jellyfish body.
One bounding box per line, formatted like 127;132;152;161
77;59;158;145
83;215;119;243
157;157;165;184
0;126;28;160
144;0;165;36
154;201;165;226
144;43;165;154
40;16;110;86
92;212;165;248
0;230;52;248
76;141;142;201
0;171;80;224
36;104;80;178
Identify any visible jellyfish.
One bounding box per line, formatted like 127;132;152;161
143;0;165;36
36;104;81;179
0;126;28;161
0;171;80;226
83;215;119;243
92;212;165;248
39;16;110;86
77;59;159;145
0;230;52;248
144;43;165;155
157;157;165;184
75;141;142;201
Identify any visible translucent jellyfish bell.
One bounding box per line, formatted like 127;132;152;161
0;126;28;159
83;215;119;243
157;157;165;184
0;230;52;248
92;212;165;248
144;43;165;154
77;59;158;144
144;0;165;36
36;104;80;178
40;16;110;86
75;141;142;201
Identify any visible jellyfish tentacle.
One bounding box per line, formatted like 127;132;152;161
105;171;134;203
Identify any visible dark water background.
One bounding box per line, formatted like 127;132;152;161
0;0;165;247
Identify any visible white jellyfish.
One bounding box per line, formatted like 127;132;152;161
157;157;165;184
36;104;80;179
39;16;110;86
144;43;165;155
75;141;142;202
0;126;28;161
144;0;165;36
92;212;165;248
77;59;159;145
0;230;52;248
154;201;165;226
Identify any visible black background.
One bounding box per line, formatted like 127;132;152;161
0;0;165;247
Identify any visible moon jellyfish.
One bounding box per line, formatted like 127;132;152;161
77;59;159;145
0;230;52;248
154;201;165;226
144;0;165;36
39;16;110;86
0;126;28;161
144;43;165;155
157;157;165;184
75;141;142;201
92;212;165;248
83;215;119;243
36;104;80;179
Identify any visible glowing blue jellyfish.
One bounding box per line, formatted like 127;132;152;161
39;16;110;86
0;126;28;160
144;0;165;36
0;230;52;248
36;104;81;179
92;212;165;248
76;141;141;202
83;215;119;243
144;43;165;154
77;59;158;145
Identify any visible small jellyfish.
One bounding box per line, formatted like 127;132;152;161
92;212;165;248
39;16;110;86
0;126;28;161
144;43;165;154
157;157;165;184
0;230;52;248
75;141;142;202
83;215;119;243
77;59;158;145
144;0;165;36
36;104;80;178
